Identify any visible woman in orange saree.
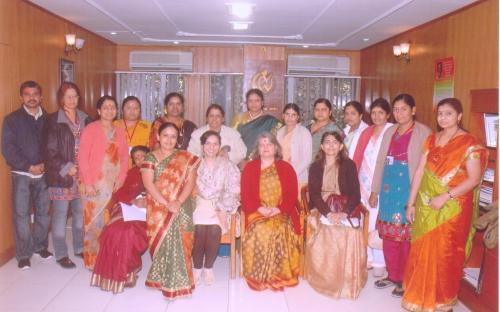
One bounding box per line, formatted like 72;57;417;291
403;98;488;312
141;122;199;300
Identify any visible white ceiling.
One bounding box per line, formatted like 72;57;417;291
31;0;477;49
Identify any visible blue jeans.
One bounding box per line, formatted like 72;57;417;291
11;173;50;261
52;198;84;260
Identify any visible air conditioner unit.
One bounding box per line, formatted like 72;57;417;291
287;54;350;75
129;51;193;72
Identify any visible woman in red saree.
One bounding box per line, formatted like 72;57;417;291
141;122;199;299
91;145;150;293
403;98;488;312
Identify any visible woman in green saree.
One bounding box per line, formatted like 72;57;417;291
231;89;282;161
141;122;200;299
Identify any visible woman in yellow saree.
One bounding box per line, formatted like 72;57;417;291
141;122;199;299
403;98;488;312
241;132;301;291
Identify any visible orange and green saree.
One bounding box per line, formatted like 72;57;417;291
402;133;487;312
142;150;199;300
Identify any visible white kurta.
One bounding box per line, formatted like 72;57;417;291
188;125;247;164
358;122;392;267
344;120;369;159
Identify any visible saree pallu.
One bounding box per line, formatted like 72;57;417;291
236;114;281;158
308;121;342;160
82;140;121;270
90;203;147;294
148;118;196;150
305;210;367;299
242;213;300;291
402;134;487;312
143;150;199;299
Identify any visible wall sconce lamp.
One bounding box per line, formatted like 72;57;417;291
65;34;85;54
393;43;410;62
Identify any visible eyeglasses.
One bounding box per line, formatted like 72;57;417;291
65;95;79;100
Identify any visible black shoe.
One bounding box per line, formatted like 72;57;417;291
57;257;76;269
18;258;31;270
35;249;53;259
391;286;404;298
74;252;83;259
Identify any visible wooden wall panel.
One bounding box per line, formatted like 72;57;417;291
0;0;116;265
360;0;498;129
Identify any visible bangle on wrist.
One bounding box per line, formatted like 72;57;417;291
447;190;454;199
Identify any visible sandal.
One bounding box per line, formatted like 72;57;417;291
391;286;404;298
374;277;395;289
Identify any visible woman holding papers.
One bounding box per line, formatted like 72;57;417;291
305;131;366;299
91;145;150;293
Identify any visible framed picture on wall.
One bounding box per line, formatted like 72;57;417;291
60;58;74;84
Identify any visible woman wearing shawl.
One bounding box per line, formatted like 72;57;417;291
352;98;393;276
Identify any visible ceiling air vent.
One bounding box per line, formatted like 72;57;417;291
287;54;350;75
129;51;193;72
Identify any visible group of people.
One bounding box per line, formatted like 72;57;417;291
3;80;487;312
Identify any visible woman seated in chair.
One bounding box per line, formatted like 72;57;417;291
306;131;367;299
241;132;301;291
90;145;150;293
192;130;240;286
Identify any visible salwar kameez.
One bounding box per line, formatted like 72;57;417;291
377;127;413;284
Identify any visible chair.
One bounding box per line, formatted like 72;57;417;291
239;210;245;278
220;213;237;279
300;185;369;247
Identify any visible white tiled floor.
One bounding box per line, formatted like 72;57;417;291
0;233;471;312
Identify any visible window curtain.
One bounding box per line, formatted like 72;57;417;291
209;75;244;126
116;73;184;122
116;73;244;126
285;77;359;128
116;73;357;127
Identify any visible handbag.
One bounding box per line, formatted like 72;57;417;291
325;193;362;228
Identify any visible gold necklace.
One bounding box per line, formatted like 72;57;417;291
437;127;460;146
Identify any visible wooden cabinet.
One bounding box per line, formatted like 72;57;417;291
458;88;498;312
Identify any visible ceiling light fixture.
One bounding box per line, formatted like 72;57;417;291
302;45;309;48
110;32;117;35
230;21;253;30
173;41;180;45
226;3;255;18
65;34;84;55
393;42;410;62
363;38;369;42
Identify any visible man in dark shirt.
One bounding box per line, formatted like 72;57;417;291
1;80;52;269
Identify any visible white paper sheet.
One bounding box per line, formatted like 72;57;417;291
120;202;146;222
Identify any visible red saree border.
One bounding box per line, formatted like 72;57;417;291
149;211;174;257
145;280;195;299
